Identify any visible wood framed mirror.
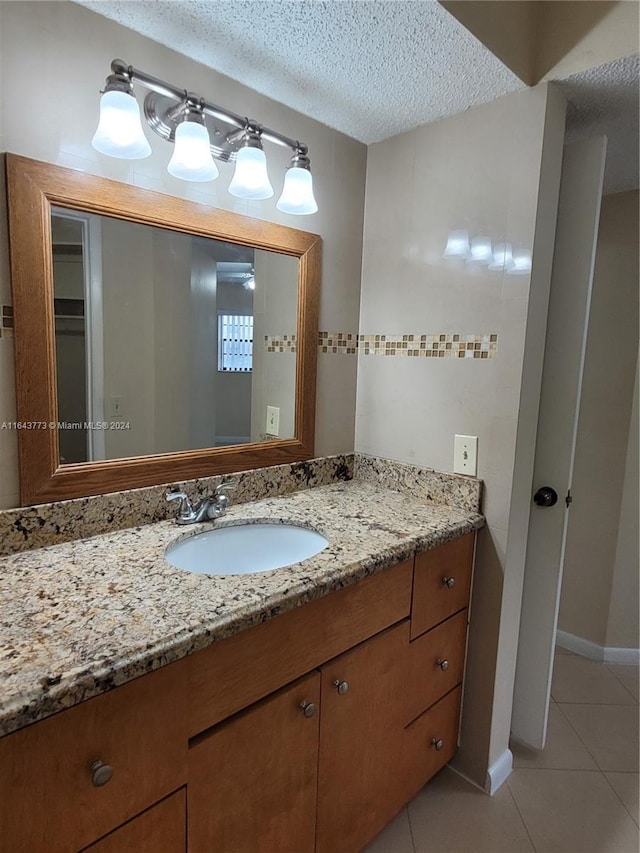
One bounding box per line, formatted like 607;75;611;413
5;154;320;505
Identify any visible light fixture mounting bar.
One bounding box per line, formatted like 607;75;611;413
110;58;303;154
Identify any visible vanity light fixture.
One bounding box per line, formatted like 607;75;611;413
277;149;318;215
228;126;274;199
92;79;151;159
167;102;219;182
91;59;318;214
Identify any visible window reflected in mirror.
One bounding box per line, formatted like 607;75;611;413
51;208;298;464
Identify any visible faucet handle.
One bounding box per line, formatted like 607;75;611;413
215;479;237;496
166;489;194;516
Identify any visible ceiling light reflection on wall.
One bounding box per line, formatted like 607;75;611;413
443;230;470;258
91;59;317;214
507;251;532;275
467;235;493;265
488;242;515;271
443;232;532;275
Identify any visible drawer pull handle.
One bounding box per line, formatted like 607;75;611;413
431;738;444;751
333;679;349;695
442;576;456;589
299;700;317;718
436;659;449;671
90;760;113;787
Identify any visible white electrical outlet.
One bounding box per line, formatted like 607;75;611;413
266;405;280;436
454;435;478;476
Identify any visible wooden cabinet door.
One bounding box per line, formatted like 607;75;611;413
188;671;320;853
316;621;410;853
85;790;186;853
0;661;187;853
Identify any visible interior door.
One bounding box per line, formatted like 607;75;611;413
511;136;607;749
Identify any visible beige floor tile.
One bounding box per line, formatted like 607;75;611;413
551;655;637;705
608;666;640;702
511;702;598;770
559;704;639;772
508;768;640;853
364;807;415;853
406;767;534;852
605;773;640;827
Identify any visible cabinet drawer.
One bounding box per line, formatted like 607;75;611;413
403;686;462;803
406;610;467;724
0;661;187;853
188;559;413;736
84;790;186;853
411;533;475;639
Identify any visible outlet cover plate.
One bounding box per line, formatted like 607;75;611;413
266;405;280;437
454;435;478;476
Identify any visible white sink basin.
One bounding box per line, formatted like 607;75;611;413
165;522;329;575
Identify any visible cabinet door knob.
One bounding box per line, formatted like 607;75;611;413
299;700;317;718
431;738;444;751
442;576;456;588
90;760;113;787
333;679;349;695
436;659;449;671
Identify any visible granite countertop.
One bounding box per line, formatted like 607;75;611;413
0;479;483;737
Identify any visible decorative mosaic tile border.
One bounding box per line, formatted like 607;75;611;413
1;305;13;339
358;333;498;359
263;332;358;354
264;334;296;353
318;331;358;354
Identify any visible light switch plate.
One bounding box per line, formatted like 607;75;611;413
266;405;280;436
109;395;124;419
454;435;478;476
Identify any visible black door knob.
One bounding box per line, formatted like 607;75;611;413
533;486;558;507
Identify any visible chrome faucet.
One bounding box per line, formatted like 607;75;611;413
166;480;237;525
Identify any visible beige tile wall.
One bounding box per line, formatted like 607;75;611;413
355;83;567;786
0;1;366;508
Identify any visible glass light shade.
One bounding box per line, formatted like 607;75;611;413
443;230;470;259
92;90;151;159
228;146;273;199
488;242;515;271
243;276;256;291
276;167;318;215
507;251;532;276
167;121;219;182
467;235;493;264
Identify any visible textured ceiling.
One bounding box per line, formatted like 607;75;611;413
558;54;639;194
76;0;525;143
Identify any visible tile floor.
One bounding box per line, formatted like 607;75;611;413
366;649;639;853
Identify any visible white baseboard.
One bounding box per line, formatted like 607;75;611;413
485;749;513;795
556;630;640;666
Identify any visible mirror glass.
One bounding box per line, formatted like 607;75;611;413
51;207;298;464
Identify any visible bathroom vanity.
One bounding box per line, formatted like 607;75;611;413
0;469;482;852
